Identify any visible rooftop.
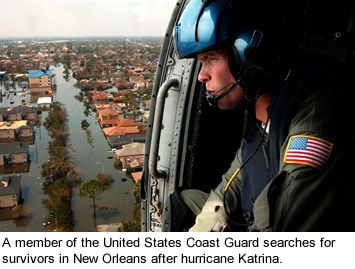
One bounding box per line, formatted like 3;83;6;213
0;175;21;196
115;119;140;127
28;69;53;78
0;107;9;114
103;126;140;137
0;142;29;155
92;92;108;99
116;142;145;157
0;120;28;130
107;133;146;147
37;97;52;105
97;223;123;232
131;171;143;183
8;105;37;114
98;109;119;117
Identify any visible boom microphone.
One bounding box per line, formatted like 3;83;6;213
205;82;238;107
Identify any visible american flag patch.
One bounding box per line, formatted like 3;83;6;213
283;135;333;169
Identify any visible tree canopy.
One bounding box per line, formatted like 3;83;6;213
79;180;104;200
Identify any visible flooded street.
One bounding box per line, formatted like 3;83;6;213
0;65;134;231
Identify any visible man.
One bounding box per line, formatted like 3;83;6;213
174;0;355;231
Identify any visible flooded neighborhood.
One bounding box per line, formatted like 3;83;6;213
0;38;159;231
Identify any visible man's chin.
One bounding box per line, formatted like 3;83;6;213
217;100;241;110
217;103;233;110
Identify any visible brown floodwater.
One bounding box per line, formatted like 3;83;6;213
0;65;135;232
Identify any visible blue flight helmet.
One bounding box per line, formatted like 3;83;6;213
175;0;281;103
175;0;234;59
175;0;263;67
175;0;354;81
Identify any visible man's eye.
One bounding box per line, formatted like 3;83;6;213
205;57;217;64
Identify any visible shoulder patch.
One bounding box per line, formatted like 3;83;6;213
283;135;333;169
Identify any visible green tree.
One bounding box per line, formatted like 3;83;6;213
138;124;147;134
85;129;94;146
79;180;104;218
42;178;74;231
74;92;84;102
41;102;79;231
53;54;61;66
125;167;135;177
96;173;114;187
84;107;91;117
81;119;90;130
132;182;141;205
63;67;70;81
121;92;138;110
137;86;146;97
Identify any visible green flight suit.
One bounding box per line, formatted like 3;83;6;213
183;87;352;232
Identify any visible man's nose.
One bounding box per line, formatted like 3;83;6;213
198;65;211;83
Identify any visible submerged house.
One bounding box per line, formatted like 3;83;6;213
5;106;38;122
0;175;21;208
0;121;34;140
115;142;145;169
0;142;29;166
37;96;52;110
107;133;146;148
0;108;7;122
28;68;54;93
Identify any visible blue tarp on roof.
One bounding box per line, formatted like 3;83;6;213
28;69;53;78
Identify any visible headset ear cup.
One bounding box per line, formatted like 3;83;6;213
228;35;272;102
244;47;259;61
239;65;271;101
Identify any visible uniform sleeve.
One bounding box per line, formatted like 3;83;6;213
189;149;243;232
269;89;341;231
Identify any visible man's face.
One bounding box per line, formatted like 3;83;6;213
197;49;244;110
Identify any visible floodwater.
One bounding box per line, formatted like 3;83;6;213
0;65;135;231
